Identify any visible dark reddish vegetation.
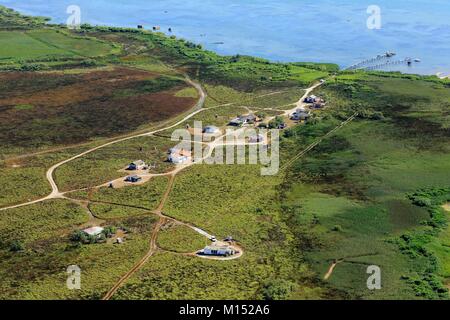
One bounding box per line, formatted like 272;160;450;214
0;67;196;155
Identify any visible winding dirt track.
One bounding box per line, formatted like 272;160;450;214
1;76;326;299
102;175;175;300
323;260;343;280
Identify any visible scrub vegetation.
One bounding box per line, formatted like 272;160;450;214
0;6;449;300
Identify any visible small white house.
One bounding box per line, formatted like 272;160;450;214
202;245;236;257
168;154;190;164
167;148;192;164
127;160;146;171
83;226;104;237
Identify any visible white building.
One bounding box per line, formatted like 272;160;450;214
202;245;236;257
127;160;146;170
167;148;192;164
83;226;104;237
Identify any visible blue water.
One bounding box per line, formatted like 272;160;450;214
2;0;450;75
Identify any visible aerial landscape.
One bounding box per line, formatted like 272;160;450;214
0;0;449;304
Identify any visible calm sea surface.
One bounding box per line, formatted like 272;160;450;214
2;0;450;75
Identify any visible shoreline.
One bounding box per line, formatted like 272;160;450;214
2;3;449;77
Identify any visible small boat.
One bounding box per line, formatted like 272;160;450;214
414;58;421;63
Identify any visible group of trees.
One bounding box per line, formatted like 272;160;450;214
70;226;118;245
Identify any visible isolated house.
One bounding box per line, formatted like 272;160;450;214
125;175;142;183
304;95;325;106
82;226;104;237
304;95;317;103
127;160;146;170
202;245;236;257
229;114;257;126
167;148;192;164
291;109;310;121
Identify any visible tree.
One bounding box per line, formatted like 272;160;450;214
9;240;24;252
262;279;295;300
268;116;284;129
102;226;117;238
255;111;267;120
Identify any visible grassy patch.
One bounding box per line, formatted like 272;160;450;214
0;199;88;247
157;223;207;253
0;29;114;64
90;176;169;208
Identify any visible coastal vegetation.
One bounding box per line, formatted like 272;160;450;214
0;6;449;300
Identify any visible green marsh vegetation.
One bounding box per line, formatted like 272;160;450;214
278;72;450;299
1;6;449;300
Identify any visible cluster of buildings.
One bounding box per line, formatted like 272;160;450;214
118;93;326;185
289;94;326;122
304;95;326;109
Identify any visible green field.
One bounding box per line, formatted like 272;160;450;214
278;74;450;299
0;29;115;63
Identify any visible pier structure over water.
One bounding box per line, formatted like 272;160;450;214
345;52;420;71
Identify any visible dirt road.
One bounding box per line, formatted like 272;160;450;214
0;75;206;212
1;78;323;300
